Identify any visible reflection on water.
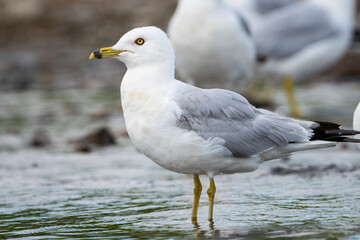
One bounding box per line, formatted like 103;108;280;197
0;144;360;239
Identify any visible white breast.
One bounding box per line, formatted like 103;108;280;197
120;77;254;175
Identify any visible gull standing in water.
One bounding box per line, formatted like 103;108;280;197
168;0;255;89
253;0;356;118
89;26;360;223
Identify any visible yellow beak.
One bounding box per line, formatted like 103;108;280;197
89;47;125;59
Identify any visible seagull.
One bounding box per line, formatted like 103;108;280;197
167;0;255;89
89;26;360;223
354;102;360;148
252;0;356;118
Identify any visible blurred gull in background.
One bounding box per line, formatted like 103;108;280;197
354;102;360;148
168;0;255;89
225;0;298;31
89;26;360;223
252;0;356;118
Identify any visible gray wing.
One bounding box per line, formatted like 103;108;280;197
255;0;297;14
254;2;341;59
173;84;311;157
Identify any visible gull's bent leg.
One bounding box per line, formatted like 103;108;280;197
283;77;302;119
192;175;202;223
207;178;216;222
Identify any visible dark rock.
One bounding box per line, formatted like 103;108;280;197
29;129;51;147
71;127;116;152
84;127;116;147
74;141;92;153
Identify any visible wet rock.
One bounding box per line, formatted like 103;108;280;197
29;129;51;147
270;163;360;177
74;141;92;153
71;127;116;152
84;127;116;146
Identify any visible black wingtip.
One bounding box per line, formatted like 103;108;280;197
311;121;360;142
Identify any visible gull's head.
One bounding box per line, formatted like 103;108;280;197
89;26;175;69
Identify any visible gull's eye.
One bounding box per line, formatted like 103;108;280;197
135;38;145;45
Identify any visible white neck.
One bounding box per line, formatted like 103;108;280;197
121;63;175;95
120;63;176;133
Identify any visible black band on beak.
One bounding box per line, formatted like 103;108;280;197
93;49;103;59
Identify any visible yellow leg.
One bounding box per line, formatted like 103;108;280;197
207;178;216;222
191;175;202;223
283;77;302;119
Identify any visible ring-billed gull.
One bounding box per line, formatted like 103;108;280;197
89;26;360;223
253;0;356;118
168;0;255;89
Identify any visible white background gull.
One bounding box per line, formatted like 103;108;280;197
354;102;360;149
168;0;255;89
254;0;356;81
252;0;356;118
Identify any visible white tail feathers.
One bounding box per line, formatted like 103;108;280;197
259;141;337;161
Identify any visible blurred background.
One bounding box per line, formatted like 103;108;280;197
0;0;359;150
0;0;177;91
0;0;359;91
0;0;179;151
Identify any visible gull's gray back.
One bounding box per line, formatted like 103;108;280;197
173;83;312;157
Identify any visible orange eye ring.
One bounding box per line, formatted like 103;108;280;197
135;38;145;45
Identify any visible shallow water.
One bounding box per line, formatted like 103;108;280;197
0;83;360;239
1;141;360;239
